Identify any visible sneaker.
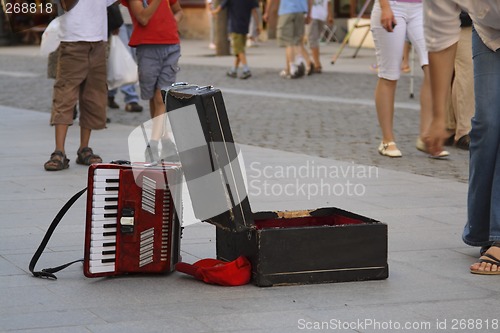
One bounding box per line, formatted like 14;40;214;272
125;102;143;112
280;69;291;79
295;62;305;78
108;96;119;109
240;70;251;79
160;138;180;163
226;70;237;78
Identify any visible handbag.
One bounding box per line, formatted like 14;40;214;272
107;35;139;90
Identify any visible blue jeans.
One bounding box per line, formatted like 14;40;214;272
108;24;139;104
463;28;500;247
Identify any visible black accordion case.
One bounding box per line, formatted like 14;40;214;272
164;83;388;287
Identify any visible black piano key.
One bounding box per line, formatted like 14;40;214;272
103;223;117;228
102;250;116;255
104;213;118;218
105;186;119;191
104;205;118;210
105;197;118;202
101;258;115;263
103;231;117;237
106;179;120;183
103;242;116;247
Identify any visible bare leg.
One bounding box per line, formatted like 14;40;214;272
311;46;321;70
150;89;166;141
238;52;246;67
285;46;295;73
55;124;69;153
79;127;92;150
419;65;433;138
375;77;398;149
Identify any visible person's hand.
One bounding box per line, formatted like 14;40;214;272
262;12;268;22
380;6;396;32
422;120;449;157
305;13;311;25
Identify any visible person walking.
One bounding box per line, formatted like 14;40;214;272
370;0;448;158
212;0;260;79
306;0;333;74
263;0;312;79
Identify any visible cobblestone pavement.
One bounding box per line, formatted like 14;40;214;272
0;49;469;183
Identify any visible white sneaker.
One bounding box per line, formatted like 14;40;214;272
378;142;402;158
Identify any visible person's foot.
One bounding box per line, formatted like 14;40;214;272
226;70;237;78
108;96;119;109
378;141;402;158
455;134;470;150
470;245;500;275
76;147;102;165
295;62;305;78
125;102;143;112
240;70;251;79
44;150;70;171
416;137;450;158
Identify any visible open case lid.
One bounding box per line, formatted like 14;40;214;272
163;83;254;232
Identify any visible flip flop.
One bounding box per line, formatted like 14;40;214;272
470;252;500;275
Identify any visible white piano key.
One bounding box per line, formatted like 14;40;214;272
92;188;119;196
92;207;118;215
91;227;117;235
89;246;116;255
89;261;115;273
90;239;116;247
90;234;116;243
90;252;116;260
95;169;120;176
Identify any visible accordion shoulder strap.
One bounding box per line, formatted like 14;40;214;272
28;187;87;280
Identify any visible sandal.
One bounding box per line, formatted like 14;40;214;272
471;244;500;275
76;147;102;165
44;150;69;171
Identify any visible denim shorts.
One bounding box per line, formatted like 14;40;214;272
136;44;181;100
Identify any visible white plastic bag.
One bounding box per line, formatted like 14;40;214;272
40;17;61;56
107;35;138;90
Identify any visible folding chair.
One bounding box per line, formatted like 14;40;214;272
320;24;338;44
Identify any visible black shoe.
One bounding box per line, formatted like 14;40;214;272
73;105;78;120
307;63;315;76
443;134;455;146
125;102;143;112
455;134;470;150
108;97;120;109
296;62;305;77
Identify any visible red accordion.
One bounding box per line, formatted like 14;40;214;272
83;163;182;278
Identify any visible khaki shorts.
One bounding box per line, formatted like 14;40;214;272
307;19;324;49
277;13;305;47
51;41;107;129
231;33;247;56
